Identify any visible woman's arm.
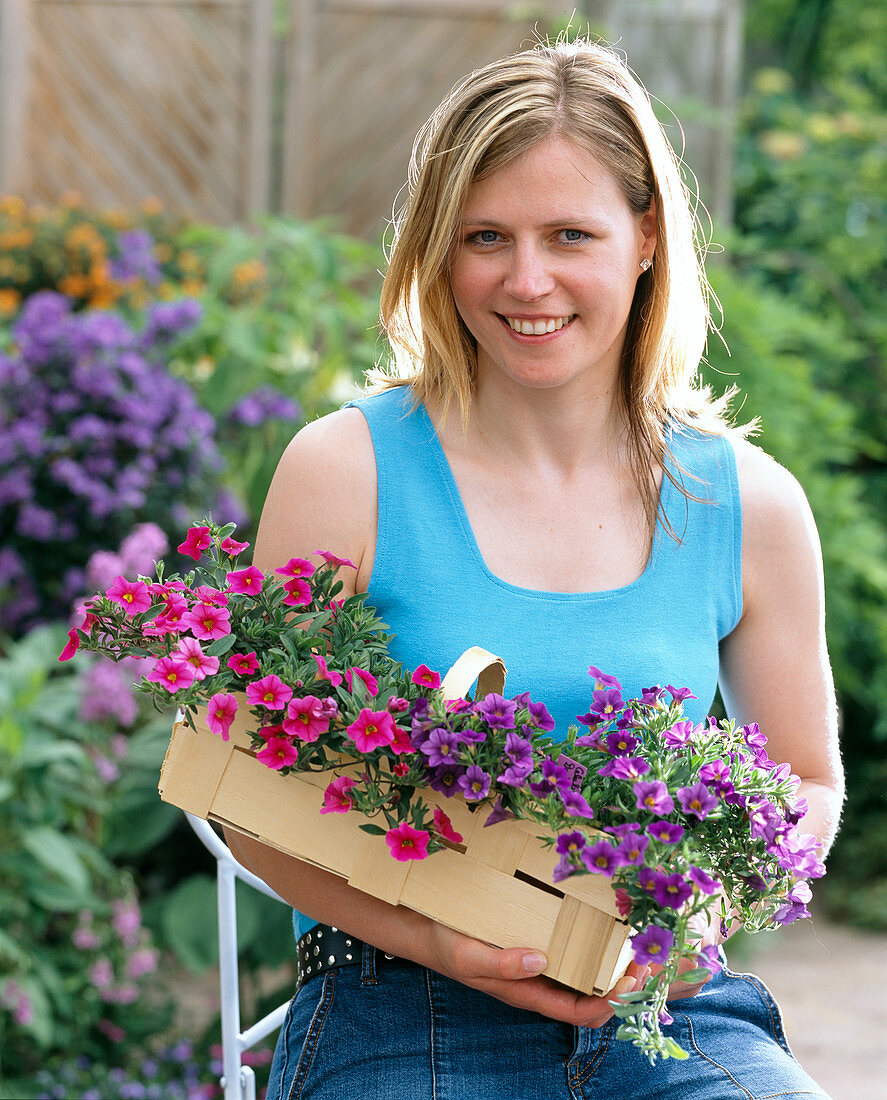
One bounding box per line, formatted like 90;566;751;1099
222;405;645;1025
719;439;845;856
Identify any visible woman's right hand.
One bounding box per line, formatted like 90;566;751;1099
425;922;648;1027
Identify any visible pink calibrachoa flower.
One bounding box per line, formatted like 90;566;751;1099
246;674;293;710
310;652;343;686
344;666;379;698
433;807;463;844
386;822;430;861
257;736;299;770
106;576;152;617
174;636;220;681
59;628;81;661
389;724;414;756
207;692;239;740
315;550;357;569
283;695;330;742
181;601;231;641
226;566;264;595
220;536;250;556
320;775;356;814
178;525;213;560
227;651;260;676
412;664;442;690
282;577;312;606
346;708;396;753
147;656;196;693
275;557;316;580
193;585;230;606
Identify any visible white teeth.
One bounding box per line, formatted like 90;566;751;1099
506;315;572;335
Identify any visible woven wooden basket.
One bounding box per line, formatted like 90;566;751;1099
158;646;632;995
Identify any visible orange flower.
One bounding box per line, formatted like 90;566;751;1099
0;288;21;315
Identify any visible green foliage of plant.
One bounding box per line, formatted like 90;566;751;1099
720;0;887;927
165;216;381;522
0;626;173;1084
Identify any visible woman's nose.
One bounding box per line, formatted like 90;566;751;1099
503;244;556;301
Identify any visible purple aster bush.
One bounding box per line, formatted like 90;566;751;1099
69;520;828;1065
0;292;225;634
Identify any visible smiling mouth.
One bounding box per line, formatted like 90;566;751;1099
500;314;576;336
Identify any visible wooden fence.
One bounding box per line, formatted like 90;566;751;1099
0;0;742;235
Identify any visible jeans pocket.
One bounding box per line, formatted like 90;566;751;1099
267;972;337;1100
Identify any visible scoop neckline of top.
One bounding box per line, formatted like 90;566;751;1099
413;398;675;602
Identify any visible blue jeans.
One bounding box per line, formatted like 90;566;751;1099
266;946;829;1100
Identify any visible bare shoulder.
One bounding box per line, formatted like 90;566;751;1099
729;435;823;605
253;407;377;592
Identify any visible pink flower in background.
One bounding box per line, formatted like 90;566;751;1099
281;577;312;606
310;652;343;686
283;696;329;742
146;656;196;693
126;948;159;979
177;525;212;560
346;708;395;753
181;601;231;640
207;692;238;740
112;899;142;948
386;822;429;861
275;557;316;580
106;576;152;617
174;637;220;681
246;674;293;710
227;651;260;676
257;736;298;770
412;664;441;690
344;666;378;698
320;775;356;814
89;958;114;990
315;550;357;569
1;981;34;1027
226;566;264;595
220;536;250;556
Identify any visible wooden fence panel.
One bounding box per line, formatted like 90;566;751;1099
282;0;741;239
1;0;272;222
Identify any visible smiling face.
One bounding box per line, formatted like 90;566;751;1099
448;135;656;399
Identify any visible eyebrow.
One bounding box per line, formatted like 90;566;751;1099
461;215;602;228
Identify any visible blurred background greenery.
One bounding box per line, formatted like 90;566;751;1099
1;0;885;1095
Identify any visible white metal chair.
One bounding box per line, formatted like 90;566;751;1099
185;812;291;1100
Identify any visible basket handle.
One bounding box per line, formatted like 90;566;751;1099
440;646;507;702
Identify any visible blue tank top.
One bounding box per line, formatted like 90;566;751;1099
293;385;742;938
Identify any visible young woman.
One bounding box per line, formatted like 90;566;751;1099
225;39;843;1099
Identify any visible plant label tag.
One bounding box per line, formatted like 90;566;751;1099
558;755;588;792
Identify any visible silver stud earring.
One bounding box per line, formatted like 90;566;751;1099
639;258;652;272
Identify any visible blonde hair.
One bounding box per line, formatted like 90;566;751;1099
378;39;739;535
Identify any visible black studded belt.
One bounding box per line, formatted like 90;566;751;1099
295;923;401;988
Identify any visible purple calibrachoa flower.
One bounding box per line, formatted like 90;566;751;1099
639;685;665;705
634;780;675;816
458;765;491;801
696;944;723;973
504;731;533;767
497;761;533;788
688;867;720;895
581;840;619;876
606;730;640;756
474;693;518;729
558;787;595;820
419;726;461;767
662;719;698;748
598;755;651;780
647;820;685;845
428;764;465;797
615;833;649;865
588;687;625;721
677;782;719;821
652;872;694;910
665;685;697;703
588;665;622;689
526;699;555;731
632;924;674;966
556;831;587;857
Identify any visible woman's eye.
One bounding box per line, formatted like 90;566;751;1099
467;230;502;245
559;229;590;243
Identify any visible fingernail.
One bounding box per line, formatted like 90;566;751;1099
522;952;547;974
